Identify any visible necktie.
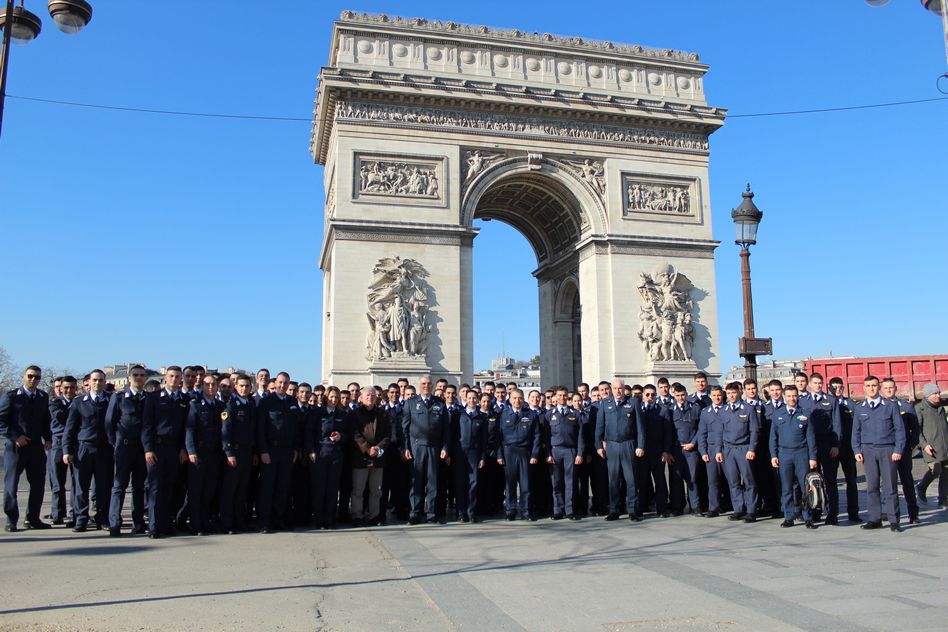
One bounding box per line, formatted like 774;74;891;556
788;408;795;416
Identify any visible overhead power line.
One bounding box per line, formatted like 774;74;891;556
7;92;948;122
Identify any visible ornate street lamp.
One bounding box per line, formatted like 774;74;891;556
731;184;771;383
0;0;93;139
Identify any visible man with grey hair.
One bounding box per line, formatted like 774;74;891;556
916;384;948;507
350;388;391;526
402;376;449;524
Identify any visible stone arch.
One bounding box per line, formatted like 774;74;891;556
461;155;607;263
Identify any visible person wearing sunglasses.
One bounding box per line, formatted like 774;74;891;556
0;366;53;532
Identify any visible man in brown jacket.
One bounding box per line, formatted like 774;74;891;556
350;388;391;526
916;384;948;508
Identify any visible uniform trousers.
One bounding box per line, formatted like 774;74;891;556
896;449;919;520
3;442;46;525
382;448;411;517
778;448;812;521
838;442;860;517
669;445;700;512
704;456;725;513
723;445;757;515
502;446;531;517
452;448;481;518
548;446;577;516
146;441;181;534
408;445;440;520
257;446;293;529
47;435;70;521
641;449;668;514
187;448;221;532
109;439;146;530
861;444;899;524
605;440;638;516
311;446;343;526
73;443;113;527
219;450;252;531
752;435;779;515
350;467;384;520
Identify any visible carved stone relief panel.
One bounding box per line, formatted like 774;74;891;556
637;264;696;362
353;153;446;207
621;173;700;223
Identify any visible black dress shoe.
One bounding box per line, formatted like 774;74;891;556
890;524;902;532
605;513;619;521
551;514;564;521
660;512;672;518
148;532;161;539
916;485;928;504
744;515;757;523
705;511;719;518
823;517;839;526
528;514;537;522
728;512;745;521
197;531;208;536
65;520;75;528
805;521;817;529
780;519;794;528
109;528;122;537
130;525;147;535
860;521;882;530
506;514;516;521
908;517;920;525
4;523;17;532
73;524;87;533
630;514;643;522
408;516;421;525
52;518;65;526
261;526;274;534
567;514;578;520
460;515;470;523
25;520;52;530
848;514;862;523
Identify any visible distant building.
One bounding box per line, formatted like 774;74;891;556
472;354;541;390
722;359;807;386
103;363;160;390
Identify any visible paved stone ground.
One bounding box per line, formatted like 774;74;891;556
1;460;946;631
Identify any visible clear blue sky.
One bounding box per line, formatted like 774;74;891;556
2;1;946;382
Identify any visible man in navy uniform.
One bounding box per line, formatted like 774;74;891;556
495;388;541;521
256;371;301;533
881;378;920;524
0;366;52;531
381;383;410;522
689;372;712;409
105;365;149;536
47;375;77;525
853;375;906;532
402;375;449;524
799;373;842;524
668;382;701;515
595;379;646;522
742;379;776;518
770;385;818;529
545;386;585;520
639;384;673;517
715;382;759;522
142;366;188;538
697;386;726;517
185;375;226;536
762;380;787;518
451;389;488;522
63;370;112;531
220;374;256;534
829;377;860;521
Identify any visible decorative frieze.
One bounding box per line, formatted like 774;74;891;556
622;174;699;221
353;153;445;206
336;100;710;153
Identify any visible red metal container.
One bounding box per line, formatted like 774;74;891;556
805;355;948;400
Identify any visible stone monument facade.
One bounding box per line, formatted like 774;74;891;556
312;11;726;387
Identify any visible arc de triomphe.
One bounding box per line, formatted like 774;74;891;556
311;12;725;388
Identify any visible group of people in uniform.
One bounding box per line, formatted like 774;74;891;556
2;363;946;538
